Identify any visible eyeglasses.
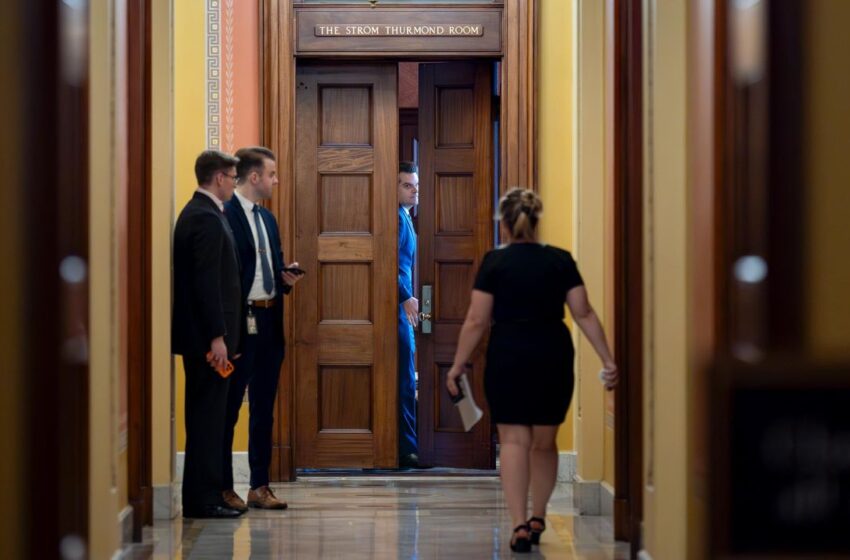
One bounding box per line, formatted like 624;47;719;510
221;172;238;181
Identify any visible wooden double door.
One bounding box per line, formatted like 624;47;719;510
293;62;495;469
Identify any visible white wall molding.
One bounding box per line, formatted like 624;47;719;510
557;451;577;482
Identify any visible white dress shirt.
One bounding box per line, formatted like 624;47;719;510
195;187;224;212
233;190;276;301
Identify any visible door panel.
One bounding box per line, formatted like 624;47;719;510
294;64;398;468
417;62;494;468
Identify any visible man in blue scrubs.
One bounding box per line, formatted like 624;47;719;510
398;162;420;468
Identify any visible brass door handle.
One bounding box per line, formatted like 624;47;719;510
419;312;432;322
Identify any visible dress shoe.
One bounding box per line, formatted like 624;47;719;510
247;485;288;510
183;503;244;519
399;453;420;468
222;489;249;513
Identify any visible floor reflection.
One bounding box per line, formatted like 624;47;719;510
132;477;629;559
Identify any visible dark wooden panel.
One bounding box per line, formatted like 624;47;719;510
294;64;397;469
437;262;474;321
321;174;372;233
435;148;476;173
608;0;645;548
320;263;371;321
437;174;474;233
127;0;152;541
399;108;418;163
320;86;371;145
311;436;374;467
295;8;503;56
317;324;374;363
263;0;297;482
438;88;475;147
434;236;476;260
17;0;90;555
435;364;465;432
320;366;372;430
318;146;373;173
398;62;419;109
318;236;373;261
417;61;493;469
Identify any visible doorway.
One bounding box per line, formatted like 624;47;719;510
292;60;497;470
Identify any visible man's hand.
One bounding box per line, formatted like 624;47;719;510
403;297;419;327
282;261;304;287
208;336;228;369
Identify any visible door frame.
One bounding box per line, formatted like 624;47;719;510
261;0;539;480
608;0;644;549
127;0;153;541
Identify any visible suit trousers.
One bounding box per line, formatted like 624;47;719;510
223;306;285;490
182;352;230;511
398;315;418;457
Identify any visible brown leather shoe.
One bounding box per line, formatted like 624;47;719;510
247;485;288;510
222;489;249;513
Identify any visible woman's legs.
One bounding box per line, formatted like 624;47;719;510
529;425;560;523
497;423;532;533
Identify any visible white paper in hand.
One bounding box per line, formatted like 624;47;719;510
452;373;483;432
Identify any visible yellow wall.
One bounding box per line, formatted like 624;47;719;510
804;0;850;357
642;0;690;557
174;0;250;452
539;0;575;452
573;0;613;485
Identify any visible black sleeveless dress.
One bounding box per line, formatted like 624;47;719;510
473;243;584;425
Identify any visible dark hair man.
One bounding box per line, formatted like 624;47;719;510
172;150;244;518
398;161;420;467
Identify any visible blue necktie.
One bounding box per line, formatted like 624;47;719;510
253;205;274;294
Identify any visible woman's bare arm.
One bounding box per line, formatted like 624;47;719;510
445;290;494;395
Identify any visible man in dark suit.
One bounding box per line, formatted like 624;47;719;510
221;147;302;511
172;150;245;519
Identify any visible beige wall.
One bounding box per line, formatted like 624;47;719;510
152;0;176;488
89;0;128;555
573;0;615;485
539;0;575;452
804;0;850;357
641;0;690;558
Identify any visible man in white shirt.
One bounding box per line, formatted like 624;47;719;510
221;146;303;511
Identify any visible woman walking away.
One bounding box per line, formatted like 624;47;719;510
446;188;618;553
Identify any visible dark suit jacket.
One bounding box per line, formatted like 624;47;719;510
223;197;290;345
172;192;242;357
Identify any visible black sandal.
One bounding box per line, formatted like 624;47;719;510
528;516;546;544
510;523;532;553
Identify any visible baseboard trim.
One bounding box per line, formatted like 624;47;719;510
153;480;181;520
637;550;653;560
573;475;614;516
600;481;614;516
176;451;250;484
116;505;133;559
557;451;577;482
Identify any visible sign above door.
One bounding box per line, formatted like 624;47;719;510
295;6;502;57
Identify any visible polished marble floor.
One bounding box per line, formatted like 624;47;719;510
132;477;629;559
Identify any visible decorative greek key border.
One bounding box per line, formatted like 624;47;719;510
206;0;221;149
222;0;235;152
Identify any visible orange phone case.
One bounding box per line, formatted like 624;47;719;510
206;352;235;378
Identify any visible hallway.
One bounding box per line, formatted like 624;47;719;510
132;478;627;559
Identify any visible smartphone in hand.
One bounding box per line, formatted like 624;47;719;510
283;266;306;276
